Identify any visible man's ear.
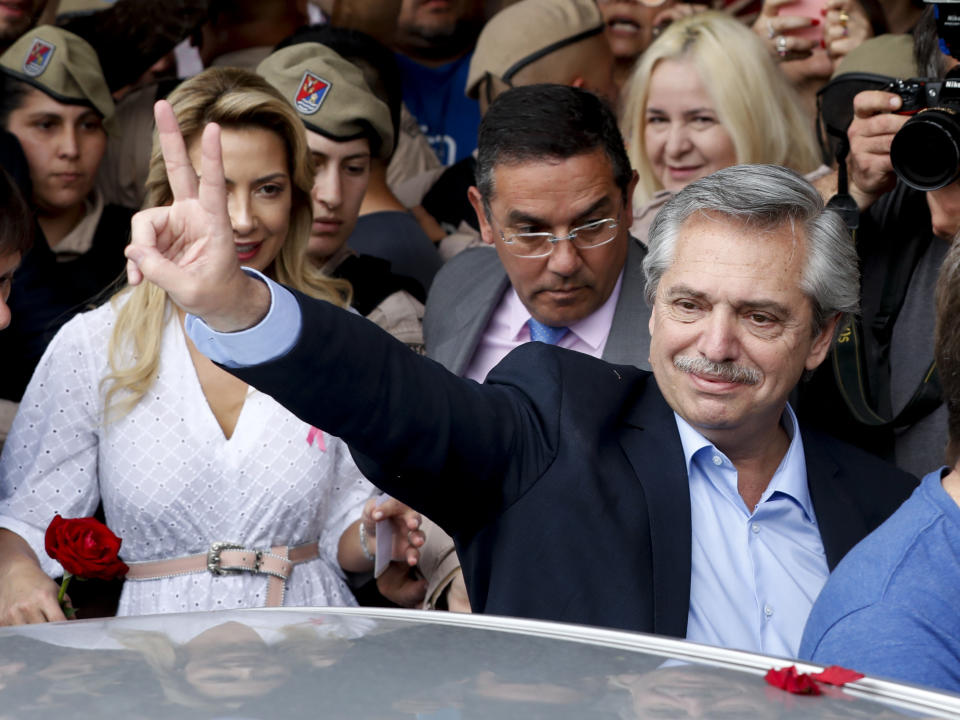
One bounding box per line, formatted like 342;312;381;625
468;186;496;246
805;312;842;371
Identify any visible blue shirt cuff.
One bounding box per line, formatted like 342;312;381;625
184;268;302;368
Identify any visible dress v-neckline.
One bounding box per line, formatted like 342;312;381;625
174;316;254;443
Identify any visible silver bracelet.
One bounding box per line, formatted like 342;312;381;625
358;522;375;562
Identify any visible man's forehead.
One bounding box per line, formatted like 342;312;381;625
488;151;618;215
663;213;808;292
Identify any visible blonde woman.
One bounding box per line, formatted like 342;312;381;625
620;12;823;239
0;67;421;625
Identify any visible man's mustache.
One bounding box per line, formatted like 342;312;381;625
673;356;762;385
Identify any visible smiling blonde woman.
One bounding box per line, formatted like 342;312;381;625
0;67;420;625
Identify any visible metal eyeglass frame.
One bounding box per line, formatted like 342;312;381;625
499;217;620;259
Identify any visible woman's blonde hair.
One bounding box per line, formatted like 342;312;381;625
104;66;351;419
621;11;822;206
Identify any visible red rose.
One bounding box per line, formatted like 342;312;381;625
44;514;129;581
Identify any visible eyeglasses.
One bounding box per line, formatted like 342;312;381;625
596;0;673;7
499;217;620;258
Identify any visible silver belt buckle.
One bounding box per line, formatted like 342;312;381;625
207;542;244;575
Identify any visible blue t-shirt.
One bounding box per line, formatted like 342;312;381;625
396;52;480;166
799;469;960;693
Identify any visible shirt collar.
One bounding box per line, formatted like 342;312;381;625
502;268;625;351
674;404;816;521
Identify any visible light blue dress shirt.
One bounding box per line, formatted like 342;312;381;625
190;272;830;658
676;407;829;658
186;269;302;367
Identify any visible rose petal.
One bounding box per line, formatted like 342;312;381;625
765;666;822;696
810;665;865;686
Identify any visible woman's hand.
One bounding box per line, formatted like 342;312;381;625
823;0;873;68
338;496;425;573
124;100;269;333
0;530;68;625
752;0;820;62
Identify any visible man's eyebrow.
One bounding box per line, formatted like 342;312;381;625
662;285;793;317
504;209;548;227
663;284;709;301
573;197;612;223
504;197;612;228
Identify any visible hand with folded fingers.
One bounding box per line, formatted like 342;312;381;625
752;0;821;62
823;0;872;66
847;89;908;208
124;100;270;333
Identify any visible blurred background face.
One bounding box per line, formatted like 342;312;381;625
396;0;468;46
599;0;676;62
305;130;371;266
187;126;292;274
643;57;736;192
5;87;106;215
0;0;48;48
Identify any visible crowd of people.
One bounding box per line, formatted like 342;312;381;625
0;0;956;697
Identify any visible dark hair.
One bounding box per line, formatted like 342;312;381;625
935;238;960;461
275;24;402;157
0;75;34;129
474;84;632;210
914;5;946;78
0;166;34;258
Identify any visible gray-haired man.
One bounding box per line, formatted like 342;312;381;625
125;111;917;655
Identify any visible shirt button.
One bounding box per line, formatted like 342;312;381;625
712;455;723;466
764;605;773;617
752;523;761;534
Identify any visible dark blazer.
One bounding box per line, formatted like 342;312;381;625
233;291;918;637
423;236;652;374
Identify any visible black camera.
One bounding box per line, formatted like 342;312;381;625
886;75;960;191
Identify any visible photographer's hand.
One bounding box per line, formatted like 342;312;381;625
848;89;908;209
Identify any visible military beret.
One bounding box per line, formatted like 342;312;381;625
0;25;114;129
465;0;604;100
257;43;394;160
832;33;918;80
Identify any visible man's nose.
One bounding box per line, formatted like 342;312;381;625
697;309;739;362
312;168;341;209
545;235;583;276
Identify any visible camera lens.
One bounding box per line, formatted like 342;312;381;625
890;109;960;191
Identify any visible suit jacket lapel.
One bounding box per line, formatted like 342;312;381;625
428;249;510;375
803;433;869;571
618;377;692;638
603;237;651;369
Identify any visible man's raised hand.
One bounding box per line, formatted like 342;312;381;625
124;100;270;331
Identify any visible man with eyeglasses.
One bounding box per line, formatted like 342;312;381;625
426;84;649;385
124;86;916;656
375;84;649;611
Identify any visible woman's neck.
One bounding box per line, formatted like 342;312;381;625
37;203;86;247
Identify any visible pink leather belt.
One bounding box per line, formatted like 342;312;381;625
125;541;319;607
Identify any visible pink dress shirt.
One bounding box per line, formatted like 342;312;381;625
463;271;625;382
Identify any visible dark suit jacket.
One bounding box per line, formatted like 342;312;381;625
423;237;652;374
233;291;918;637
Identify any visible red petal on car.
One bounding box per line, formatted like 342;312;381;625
810;665;866;686
765;666;822;695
